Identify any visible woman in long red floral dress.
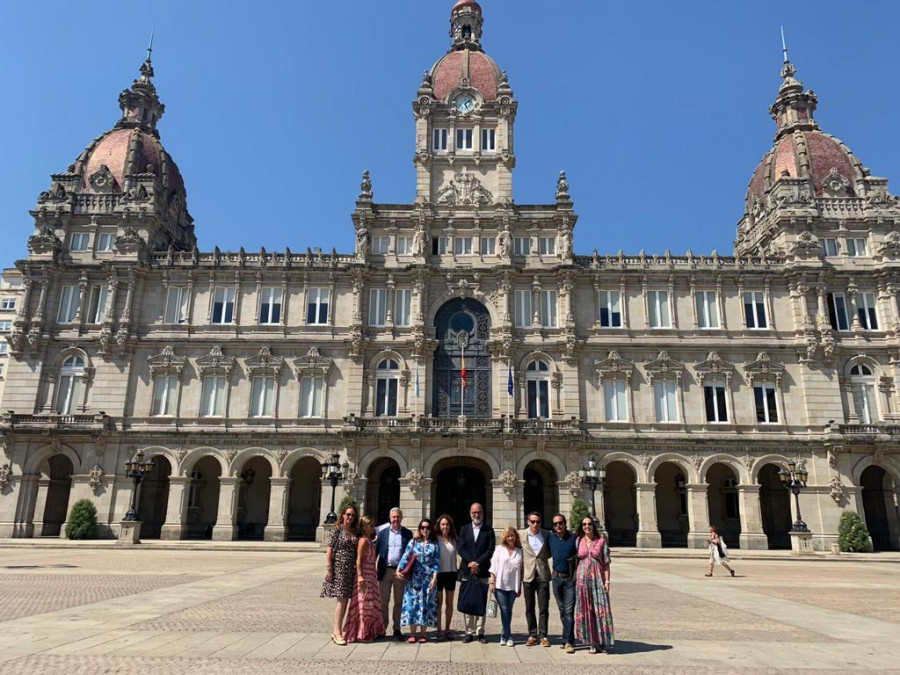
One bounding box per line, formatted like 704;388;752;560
574;517;614;654
343;515;384;643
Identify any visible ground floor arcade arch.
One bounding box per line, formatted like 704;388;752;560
432;457;492;529
860;465;900;551
603;461;637;546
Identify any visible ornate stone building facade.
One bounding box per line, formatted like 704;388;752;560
1;1;898;550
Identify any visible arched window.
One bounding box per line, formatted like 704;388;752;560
55;356;85;414
849;363;878;423
376;359;399;417
526;360;550;419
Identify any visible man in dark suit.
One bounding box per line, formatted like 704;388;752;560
457;502;495;643
375;507;413;639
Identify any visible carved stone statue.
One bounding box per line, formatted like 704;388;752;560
558;227;572;258
497;224;512;260
412;223;429;257
356;226;369;260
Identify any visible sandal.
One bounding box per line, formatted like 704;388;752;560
589;646;598;655
704;573;712;577
407;636;417;644
332;634;347;646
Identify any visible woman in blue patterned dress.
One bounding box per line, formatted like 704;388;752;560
396;518;440;643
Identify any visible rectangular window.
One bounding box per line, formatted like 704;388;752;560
97;232;115;252
372;236;390;254
846;237;868;257
654;381;678;422
455;128;474;150
151;375;178;416
432;236;449;255
603;380;627;421
395;236;411;255
538;237;556;255
0;363;4;375
822;238;839;256
541;290;558;328
453;237;473;255
57;285;81;324
306;287;330;325
250;376;276;417
0;340;7;354
200;376;226;416
211;287;235;325
433;128;448;151
0;298;15;310
527;380;550;419
598;290;622;328
513;237;531;256
704;385;728;423
300;376;325;417
858;292;879;330
514;290;532;328
481;128;496;151
852;383;878;423
55;375;83;414
395;289;412;327
695;290;720;329
70;233;90;251
743;291;768;329
827;292;849;331
369;288;387;326
754;384;779;423
258;287;282;324
376;378;398;416
480;237;496;256
647;290;670;328
86;286;108;324
164;287;189;325
0;320;11;333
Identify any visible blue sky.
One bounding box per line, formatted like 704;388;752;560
1;0;899;271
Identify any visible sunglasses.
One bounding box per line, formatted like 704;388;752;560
582;522;594;527
528;520;541;525
552;521;564;527
420;525;431;530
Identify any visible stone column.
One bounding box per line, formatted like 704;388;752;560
160;476;189;540
737;484;767;550
491;481;520;532
264;477;290;541
0;474;36;538
634;482;661;548
211;476;239;541
686;484;710;548
30;478;51;538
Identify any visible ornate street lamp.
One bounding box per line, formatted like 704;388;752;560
123;452;155;522
578;454;606;524
321;451;345;525
777;461;809;532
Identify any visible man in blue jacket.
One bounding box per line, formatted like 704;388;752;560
457;502;495;643
375;507;413;640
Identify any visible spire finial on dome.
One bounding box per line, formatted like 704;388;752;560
450;0;484;51
140;28;155;81
769;29;818;141
779;27;796;81
115;36;166;137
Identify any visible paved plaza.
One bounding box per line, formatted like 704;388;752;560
0;544;897;674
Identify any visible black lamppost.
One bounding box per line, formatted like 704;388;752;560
322;452;346;525
578;454;606;523
778;461;809;532
123;452;154;521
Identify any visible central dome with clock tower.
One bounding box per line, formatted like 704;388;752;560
413;0;516;205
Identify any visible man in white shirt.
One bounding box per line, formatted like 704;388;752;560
375;507;412;639
518;511;552;646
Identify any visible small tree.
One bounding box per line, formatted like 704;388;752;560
838;511;871;552
66;499;99;540
337;495;358;516
571;498;592;529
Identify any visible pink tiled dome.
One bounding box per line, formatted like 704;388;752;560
72;127;185;202
431;49;502;102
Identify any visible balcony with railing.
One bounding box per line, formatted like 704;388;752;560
1;411;110;430
344;414;583;436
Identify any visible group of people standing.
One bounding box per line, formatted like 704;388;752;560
321;502;615;654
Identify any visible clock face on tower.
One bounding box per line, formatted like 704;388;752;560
455;95;475;113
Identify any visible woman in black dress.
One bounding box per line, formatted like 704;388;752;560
322;504;359;645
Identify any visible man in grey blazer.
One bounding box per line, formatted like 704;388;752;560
518;511;552;646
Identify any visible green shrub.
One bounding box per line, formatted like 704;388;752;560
838;511;871;552
571;498;592;529
337;495;358;516
66;499;99;540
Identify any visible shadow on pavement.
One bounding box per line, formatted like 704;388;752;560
609;640;673;654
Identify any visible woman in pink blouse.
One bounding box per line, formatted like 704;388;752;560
489;526;524;646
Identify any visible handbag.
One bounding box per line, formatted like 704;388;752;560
399;553;417;577
716;542;726;559
457;577;488;616
485;595;498;619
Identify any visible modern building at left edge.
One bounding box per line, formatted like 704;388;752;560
0;1;898;550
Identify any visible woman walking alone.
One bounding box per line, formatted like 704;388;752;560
435;514;459;641
397;518;440;642
321;504;359;645
574;517;614;654
343;515;385;643
706;525;736;577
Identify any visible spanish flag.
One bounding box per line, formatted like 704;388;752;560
460;346;467;389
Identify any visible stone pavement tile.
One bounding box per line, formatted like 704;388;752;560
176;631;248;658
137;630;220;656
515;643;555;663
275;633;328;659
209;632;280;658
345;640;390;661
77;630;165;656
244;632;306;659
44;629;136;654
414;640;453;661
315;638;357;660
747;585;900;623
380;639;421;661
114;631;202;656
